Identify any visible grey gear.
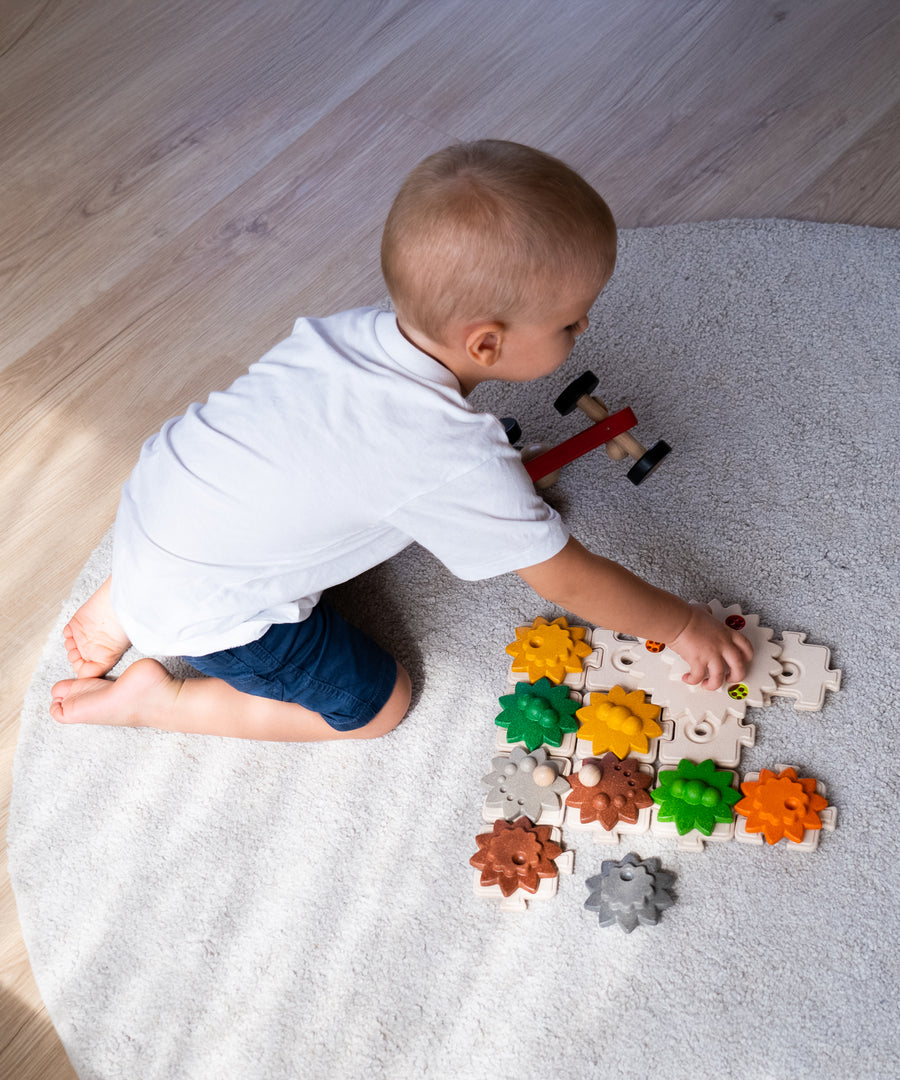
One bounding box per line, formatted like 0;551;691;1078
584;852;676;932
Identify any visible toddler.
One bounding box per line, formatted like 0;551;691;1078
51;140;752;741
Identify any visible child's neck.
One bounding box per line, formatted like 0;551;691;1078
395;318;484;397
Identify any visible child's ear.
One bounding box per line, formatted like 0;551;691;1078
465;323;504;369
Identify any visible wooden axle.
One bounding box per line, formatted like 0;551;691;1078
553;371;671;486
555;371;647;461
570;393;642;461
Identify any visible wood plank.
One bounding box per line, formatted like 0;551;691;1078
0;978;77;1080
0;0;465;370
785;102;900;226
0;0;59;58
351;0;900;225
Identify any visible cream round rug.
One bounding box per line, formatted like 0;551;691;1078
10;220;900;1080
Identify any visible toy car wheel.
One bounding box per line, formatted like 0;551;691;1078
553;371;599;415
500;417;522;444
626;440;671;485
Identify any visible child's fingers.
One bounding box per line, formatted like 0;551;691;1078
681;660;703;685
735;632;755;661
722;651;744;683
700;657;726;691
682;657;720;687
727;635;754;681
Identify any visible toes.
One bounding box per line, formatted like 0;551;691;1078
51;695;70;723
51;677;76;699
50;678;77;722
73;658;109;679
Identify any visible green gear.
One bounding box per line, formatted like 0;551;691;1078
651;758;740;835
495;677;581;751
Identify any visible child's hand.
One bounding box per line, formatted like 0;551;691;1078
668;603;754;691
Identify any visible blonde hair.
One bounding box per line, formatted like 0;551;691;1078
381;140;616;342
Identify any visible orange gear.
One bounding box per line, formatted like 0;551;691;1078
735;767;829;844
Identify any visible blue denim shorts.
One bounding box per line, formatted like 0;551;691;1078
183;603;398;732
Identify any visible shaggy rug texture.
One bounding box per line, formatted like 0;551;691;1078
10;220;900;1080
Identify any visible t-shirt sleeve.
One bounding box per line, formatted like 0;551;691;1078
384;452;570;580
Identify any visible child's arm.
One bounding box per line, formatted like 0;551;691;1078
516;537;753;691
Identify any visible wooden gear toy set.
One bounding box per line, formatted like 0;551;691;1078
469;605;841;924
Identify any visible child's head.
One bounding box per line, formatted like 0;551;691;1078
381;140;617;350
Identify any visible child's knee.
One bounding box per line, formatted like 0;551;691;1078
351;663;411;740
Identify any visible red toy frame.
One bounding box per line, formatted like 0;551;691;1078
524;408;638;482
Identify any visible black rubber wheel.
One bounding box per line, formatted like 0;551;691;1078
500;416;522;444
553;370;599;415
626;440;672;485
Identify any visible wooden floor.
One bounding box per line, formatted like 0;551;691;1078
1;1;897;1075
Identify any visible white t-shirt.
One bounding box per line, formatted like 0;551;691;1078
111;308;569;655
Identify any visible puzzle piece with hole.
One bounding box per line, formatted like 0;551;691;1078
657;709;756;768
765;632;842;711
583;627;644;691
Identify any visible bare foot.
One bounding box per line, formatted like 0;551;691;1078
51;658;178;727
64;575;132;677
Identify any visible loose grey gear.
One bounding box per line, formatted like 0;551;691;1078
584;852;676;932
